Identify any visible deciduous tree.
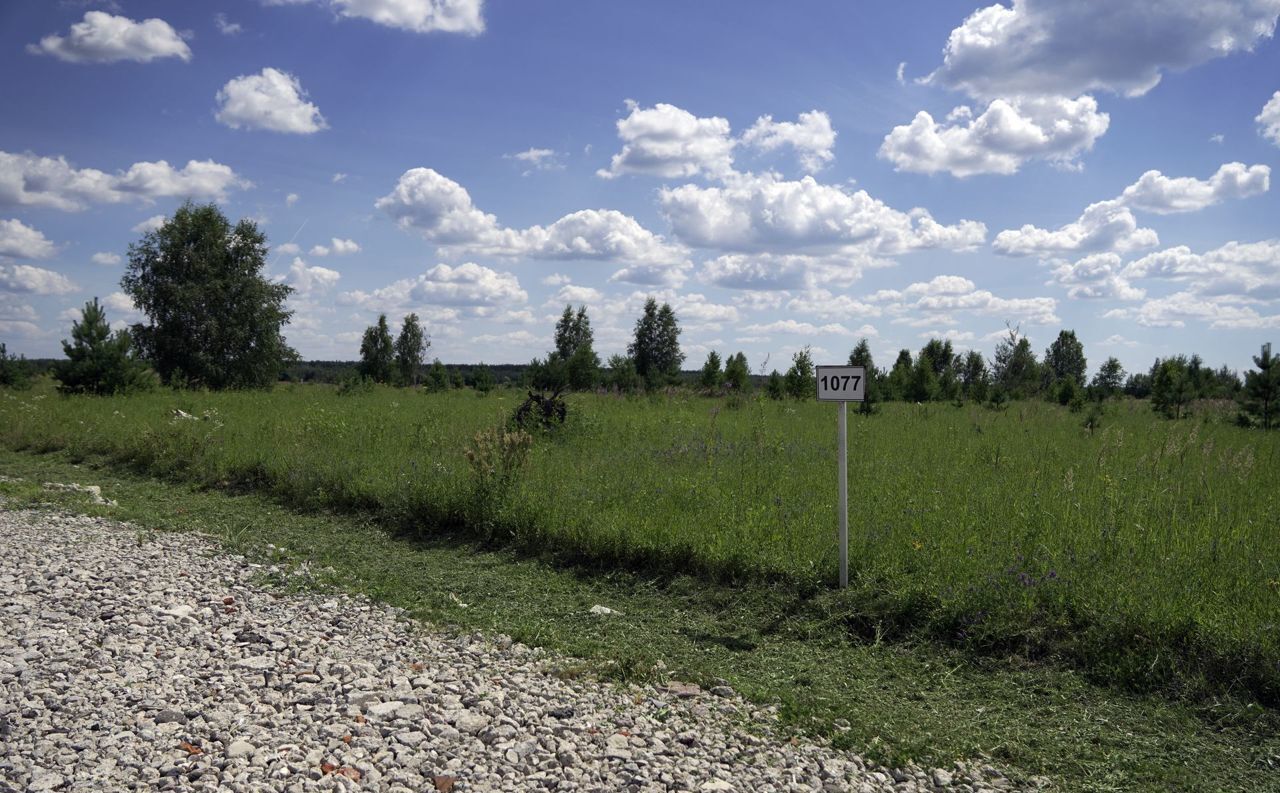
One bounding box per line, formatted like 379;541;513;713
121;202;295;389
628;297;683;388
723;352;751;393
394;313;428;386
359;314;394;383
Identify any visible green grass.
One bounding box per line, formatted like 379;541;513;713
2;446;1278;792
2;381;1278;709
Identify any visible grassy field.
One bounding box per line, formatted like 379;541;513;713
2;381;1278;708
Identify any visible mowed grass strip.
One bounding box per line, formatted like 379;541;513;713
2;382;1278;706
2;447;1278;792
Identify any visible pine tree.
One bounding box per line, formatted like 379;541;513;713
1244;342;1279;429
394;313;428;386
359;314;394;383
471;363;495;394
960;349;989;402
699;350;723;391
766;369;785;399
887;349;913;401
0;342;31;390
425;359;451;392
992;326;1039;399
53;298;154;395
847;338;877;413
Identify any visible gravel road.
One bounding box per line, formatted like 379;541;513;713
0;507;1024;792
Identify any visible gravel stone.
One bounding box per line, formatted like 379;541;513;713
0;507;1022;792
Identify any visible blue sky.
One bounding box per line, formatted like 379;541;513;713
2;1;1279;377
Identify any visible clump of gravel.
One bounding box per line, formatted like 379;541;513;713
0;508;1029;792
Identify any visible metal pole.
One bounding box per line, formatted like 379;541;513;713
838;400;848;588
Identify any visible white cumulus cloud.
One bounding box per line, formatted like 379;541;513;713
878;95;1109;177
376;168;689;282
741;319;855;336
597;101;735;180
740;110;836;173
263;0;484;34
1047;252;1145;300
29;11;192;64
1118;162;1269;214
1258;90;1280;146
340;262;525;313
0;264;77;295
283;257;341;295
91;252;122;266
872;275;1059;325
0;219;56;260
310;238;360;257
659;172;986;256
132;215;167;233
994;199;1157;257
924;0;1280;99
216;68;327;134
0;151;249;211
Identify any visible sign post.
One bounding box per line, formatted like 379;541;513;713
816;366;866;588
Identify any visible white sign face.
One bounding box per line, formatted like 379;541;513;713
816;365;866;402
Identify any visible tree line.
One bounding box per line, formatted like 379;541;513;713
1;201;1275;429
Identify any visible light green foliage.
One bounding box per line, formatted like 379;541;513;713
2;386;1279;709
992;327;1040;399
1151;356;1195;419
552;305;599;391
425;358;450;392
1091;356;1126;398
393;313;427;386
53;298;155;395
1044;329;1087;390
699;350;723;391
629;297;683;388
784;346;814;399
1244;342;1279;429
122;202;295;389
606;354;639;393
359;314;394;383
723;351;750;394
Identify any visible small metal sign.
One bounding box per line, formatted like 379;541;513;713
816;365;866;402
815;365;865;589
